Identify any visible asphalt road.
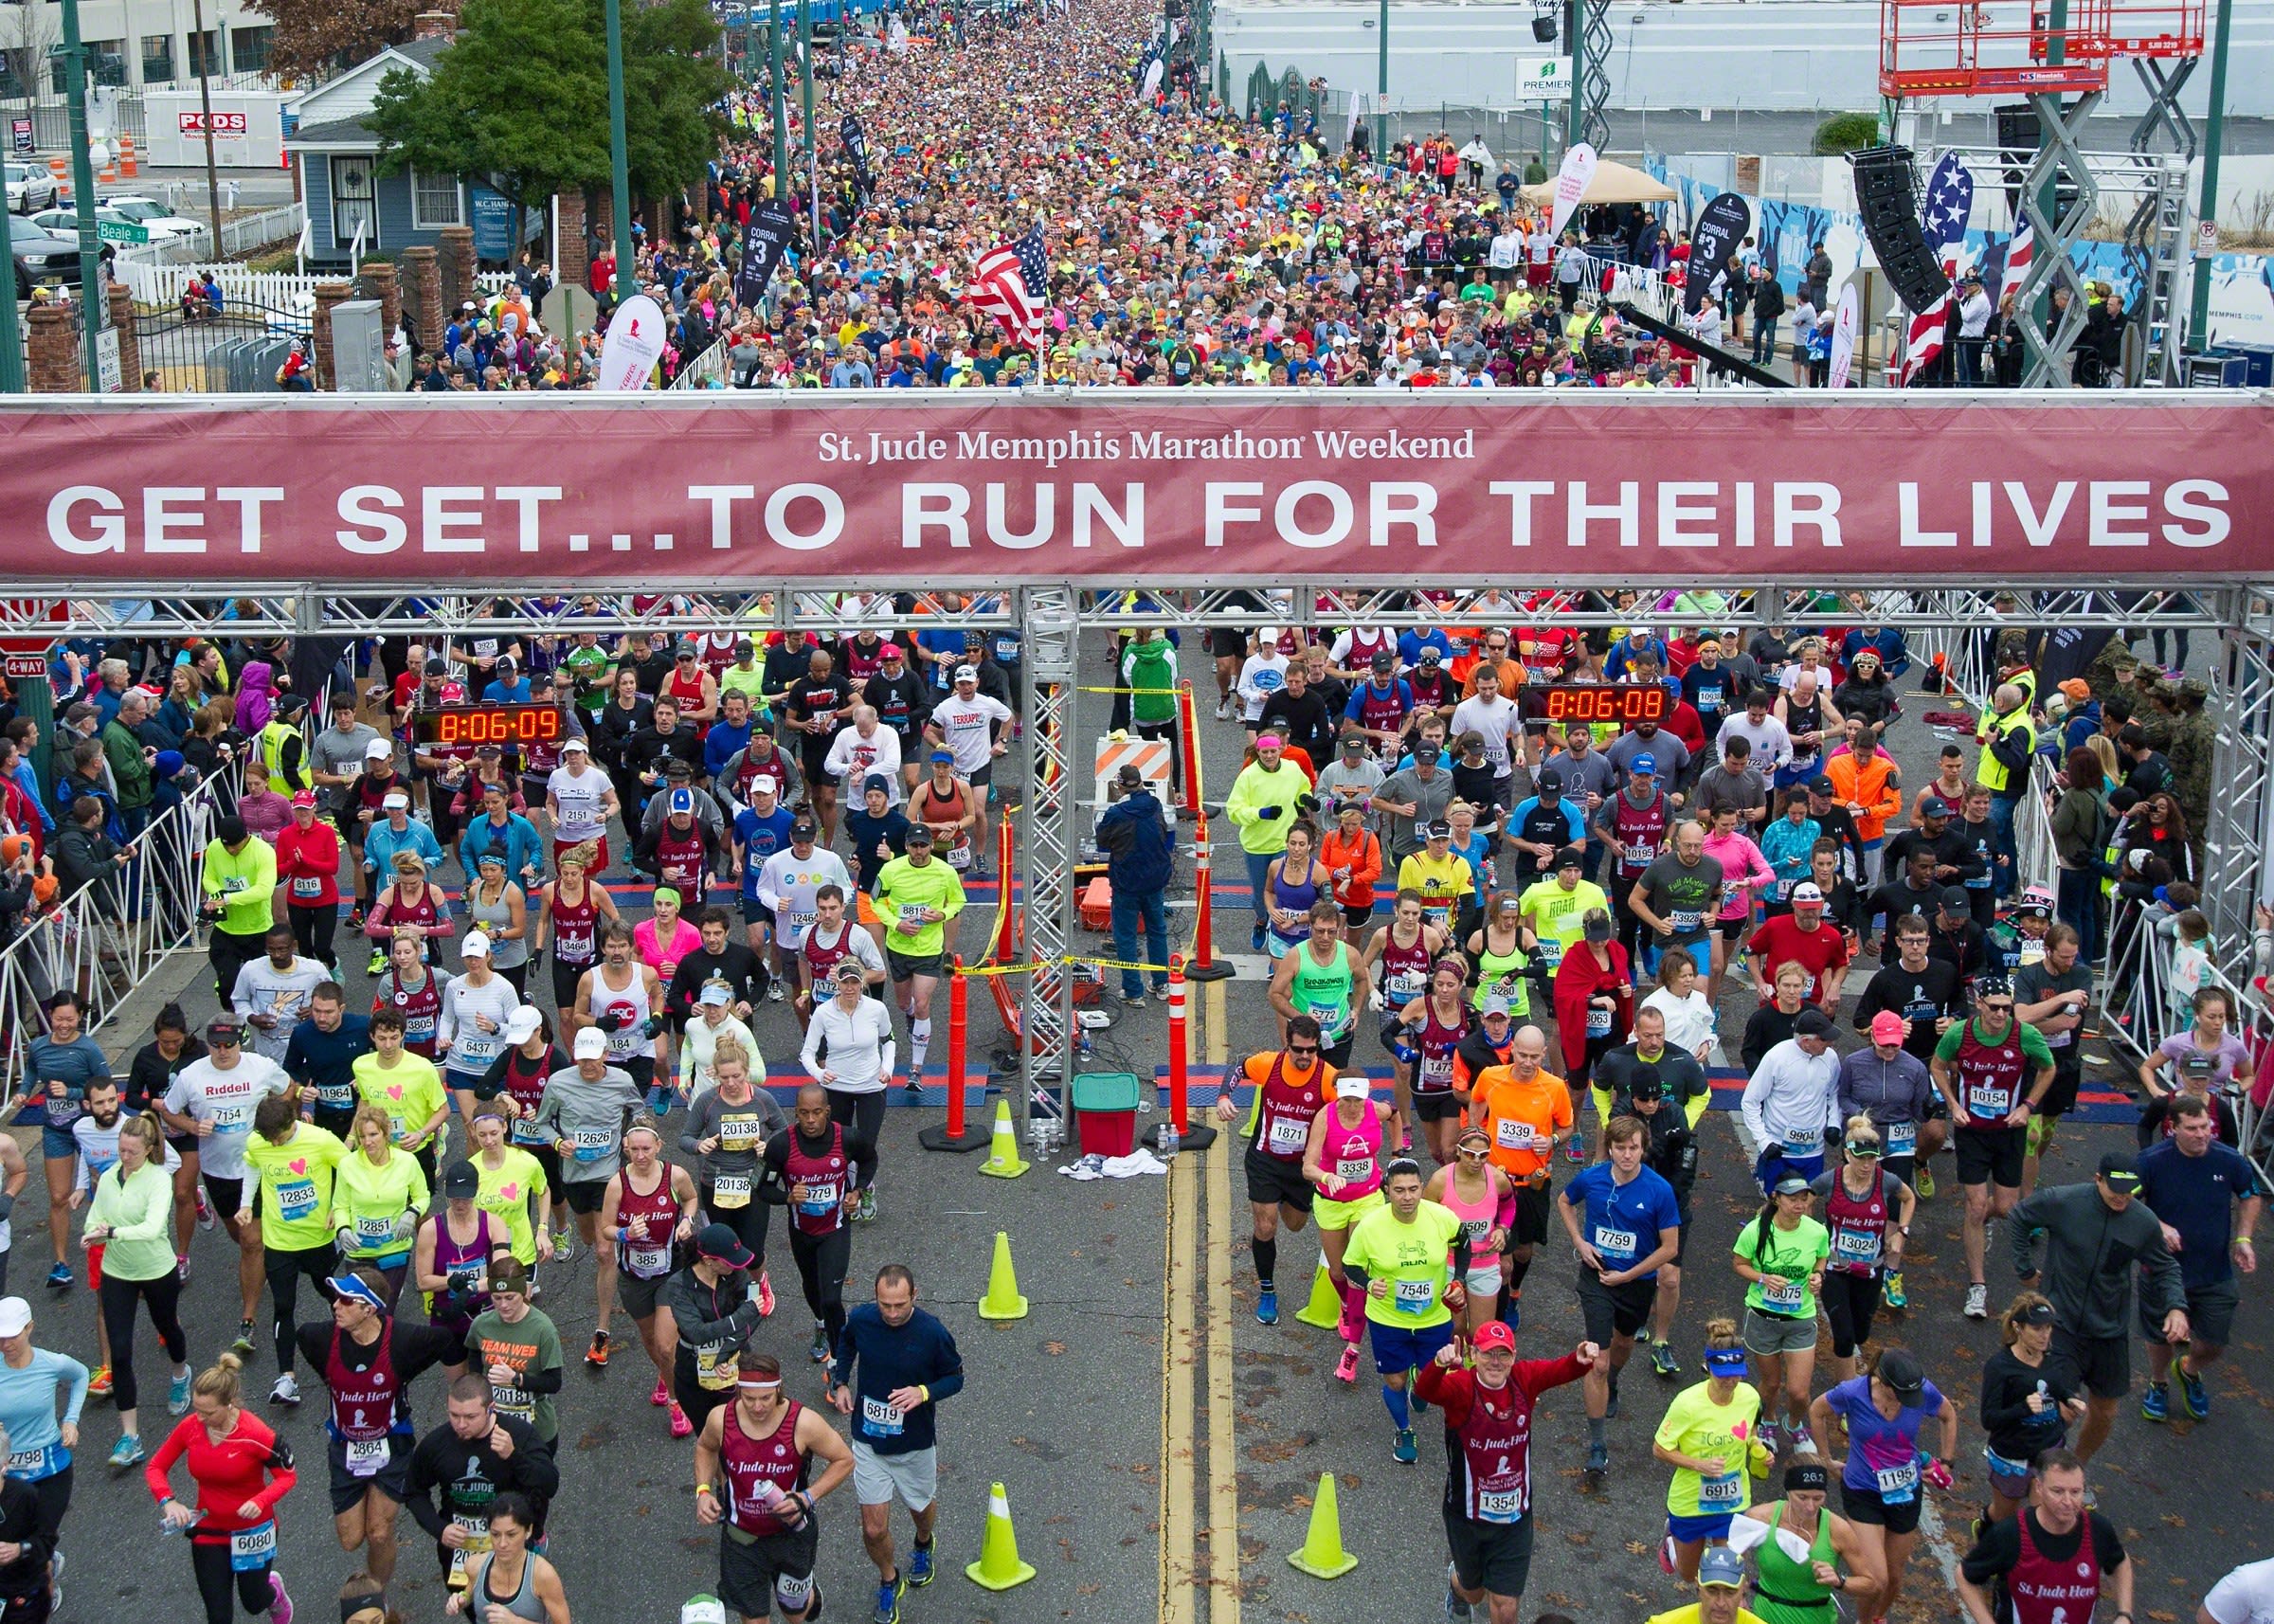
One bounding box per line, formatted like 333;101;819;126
32;621;2272;1624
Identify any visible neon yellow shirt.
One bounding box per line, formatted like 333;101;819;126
1341;1200;1465;1329
333;1147;431;1262
352;1053;449;1154
1654;1379;1763;1518
242;1124;347;1251
475;1147;549;1266
874;857;967;959
1519;878;1609;967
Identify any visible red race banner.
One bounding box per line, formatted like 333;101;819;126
2;394;2267;585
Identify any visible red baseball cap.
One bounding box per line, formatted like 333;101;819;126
1471;1321;1515;1352
290;789;318;808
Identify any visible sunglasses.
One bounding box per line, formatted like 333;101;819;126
1456;1146;1488;1161
1981;1001;2014;1013
1845;1141;1883;1158
1288;1045;1320;1057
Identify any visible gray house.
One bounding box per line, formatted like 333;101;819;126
284;32;540;270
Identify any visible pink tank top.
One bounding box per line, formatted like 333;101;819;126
1439;1173;1505;1267
1322;1101;1384;1202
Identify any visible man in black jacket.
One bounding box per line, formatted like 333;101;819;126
1096;764;1176;1005
404;1372;562;1586
863;645;932;792
1747;265;1786;366
1625;1066;1702;1376
1256;663;1337;770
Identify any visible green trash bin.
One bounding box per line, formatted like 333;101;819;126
1072;1071;1144;1158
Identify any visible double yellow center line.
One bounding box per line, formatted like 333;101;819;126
1161;984;1241;1624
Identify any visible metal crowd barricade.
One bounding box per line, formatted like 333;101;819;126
0;761;240;1094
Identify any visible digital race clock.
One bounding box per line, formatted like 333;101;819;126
409;703;567;748
1535;685;1671;730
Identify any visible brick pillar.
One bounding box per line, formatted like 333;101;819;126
359;259;401;341
26;303;78;393
555;190;587;291
439;225;476;316
401;245;442;353
106;283;141;392
312;280;352;390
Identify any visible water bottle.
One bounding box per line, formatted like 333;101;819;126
1158;1125;1179;1161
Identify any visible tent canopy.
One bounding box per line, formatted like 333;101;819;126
1520;157;1678;208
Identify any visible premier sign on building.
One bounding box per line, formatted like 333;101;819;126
4;394;2267;584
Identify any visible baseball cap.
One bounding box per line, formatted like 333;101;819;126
697;982;732;1007
1537;768;1564;793
1470;1320;1515;1352
1698;1549;1747;1592
879;643;903;660
1791;881;1825;905
1481;996;1513;1019
1793;1007;1836;1038
1413;742;1440;764
668;787;695;816
2098;1150;2141;1190
696;1221;755;1271
503;1006;543;1046
1809;774;1835;794
1875;1347;1926;1400
1630;752;1656;775
1340;733;1366;754
953;663;978;682
460;930;492;959
790;817;818;839
1554;845;1586;871
572;1026;608;1059
1939;886;1972;912
291;788;317;808
1922;795;1955;818
424;657;450;677
364;738;393;760
1426;820;1453;839
1772;1172;1814;1197
0;1297;34;1339
206;1016;244;1042
677;646;698;660
1116;763;1145;788
1370;649;1396;672
1868;1010;1908;1045
904;824;934;844
1335;1074;1370;1099
442;1160;480;1200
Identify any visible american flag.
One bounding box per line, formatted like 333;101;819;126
1902;153;1974;386
970;226;1048;348
1999;221;2033;303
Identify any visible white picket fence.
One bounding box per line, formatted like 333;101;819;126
116;256;513;315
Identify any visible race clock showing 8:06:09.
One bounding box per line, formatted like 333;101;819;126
1534;684;1670;731
408;702;567;748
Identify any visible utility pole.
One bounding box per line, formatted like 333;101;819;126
2188;0;2233;346
59;0;99;386
191;0;222;264
1374;0;1387;161
768;0;786;196
604;0;632;298
799;0;816;245
1563;0;1583;153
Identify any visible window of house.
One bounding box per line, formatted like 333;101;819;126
186;27;221;77
139;34;174;83
409;168;462;231
230;25;273;73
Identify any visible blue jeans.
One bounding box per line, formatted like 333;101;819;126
1750;316;1780;365
1111;889;1169;1000
1988;793;2022;898
1244;846;1277;928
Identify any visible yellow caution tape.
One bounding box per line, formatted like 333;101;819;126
1074;955;1178;974
955;960;1051;978
1073;685;1191;696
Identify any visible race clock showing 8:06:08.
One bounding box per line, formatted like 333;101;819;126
1534;684;1670;731
408;702;567;748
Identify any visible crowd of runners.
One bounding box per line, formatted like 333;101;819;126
6;580;2263;1624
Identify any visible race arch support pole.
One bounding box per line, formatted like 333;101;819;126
919;955;990;1153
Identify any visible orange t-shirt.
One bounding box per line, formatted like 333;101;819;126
1469;1066;1573;1182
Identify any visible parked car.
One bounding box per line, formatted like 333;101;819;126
30;203;208;248
4;163;58;216
9;216;81;298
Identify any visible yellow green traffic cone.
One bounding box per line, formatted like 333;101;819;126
964;1481;1038;1591
977;1099;1029;1180
1293;1256;1343;1329
1286;1471;1359;1579
978;1231;1029;1320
